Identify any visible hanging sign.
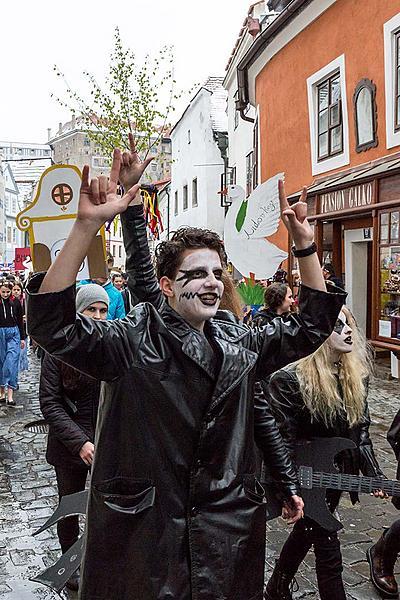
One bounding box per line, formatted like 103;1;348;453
319;181;375;214
14;247;31;271
16;165;107;280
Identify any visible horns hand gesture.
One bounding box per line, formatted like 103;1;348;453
78;149;140;227
279;180;314;250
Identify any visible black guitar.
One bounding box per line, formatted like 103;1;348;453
264;437;399;532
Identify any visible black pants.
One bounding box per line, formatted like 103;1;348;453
54;464;89;554
278;516;346;600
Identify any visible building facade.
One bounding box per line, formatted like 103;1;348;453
236;0;400;360
162;78;228;241
49;116;172;183
223;2;270;194
3;163;23;265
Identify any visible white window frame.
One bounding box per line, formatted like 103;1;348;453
307;54;349;176
384;12;400;149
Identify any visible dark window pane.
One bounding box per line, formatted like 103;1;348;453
318;132;329;158
391;214;399;242
396;95;400;128
397;35;400;63
330;126;343;153
331;76;341;103
381;213;389;225
319;108;329;133
330;102;341;127
318;83;329;110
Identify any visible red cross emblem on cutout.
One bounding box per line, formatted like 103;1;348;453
51;184;73;211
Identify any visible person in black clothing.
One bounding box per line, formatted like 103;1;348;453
367;409;400;599
0;279;25;405
39;283;108;591
323;263;344;289
252;283;295;327
265;306;384;600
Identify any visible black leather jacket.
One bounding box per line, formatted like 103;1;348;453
39;353;100;468
26;210;344;600
268;363;383;503
121;205;300;501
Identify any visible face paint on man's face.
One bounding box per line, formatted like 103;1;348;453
169;249;224;330
328;311;353;355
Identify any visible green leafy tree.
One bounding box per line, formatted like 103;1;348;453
52;27;190;173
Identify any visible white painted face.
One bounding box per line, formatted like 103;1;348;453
328;311;353;355
169;249;224;329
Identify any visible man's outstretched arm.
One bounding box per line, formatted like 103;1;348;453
279;181;325;292
39;149;140;293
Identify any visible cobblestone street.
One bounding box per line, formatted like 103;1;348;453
0;353;400;599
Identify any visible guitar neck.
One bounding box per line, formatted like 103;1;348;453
310;471;400;496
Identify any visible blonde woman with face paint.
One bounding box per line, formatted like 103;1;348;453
265;307;384;600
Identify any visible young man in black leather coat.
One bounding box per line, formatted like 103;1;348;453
27;142;345;600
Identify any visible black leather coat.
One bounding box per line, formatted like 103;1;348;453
27;249;344;600
387;409;400;508
39;353;100;468
268;364;383;504
121;206;300;501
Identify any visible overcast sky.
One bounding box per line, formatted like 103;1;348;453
1;0;250;144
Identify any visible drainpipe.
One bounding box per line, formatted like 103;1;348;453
166;186;170;239
236;0;311;121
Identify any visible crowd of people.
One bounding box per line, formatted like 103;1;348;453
17;140;400;600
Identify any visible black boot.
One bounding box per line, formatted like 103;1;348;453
265;560;296;600
65;568;80;591
367;529;399;599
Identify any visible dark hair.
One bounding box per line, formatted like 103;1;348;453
12;281;23;291
263;283;289;312
0;280;13;291
155;227;227;280
323;263;335;276
112;273;123;281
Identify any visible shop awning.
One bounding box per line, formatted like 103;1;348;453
288;152;400;202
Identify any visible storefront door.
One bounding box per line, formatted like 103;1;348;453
344;225;373;336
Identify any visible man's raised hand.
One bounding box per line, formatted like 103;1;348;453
279;180;314;251
77;149;140;228
119;132;154;191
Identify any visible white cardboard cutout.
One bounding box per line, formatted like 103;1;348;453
17;165;106;280
223;173;288;279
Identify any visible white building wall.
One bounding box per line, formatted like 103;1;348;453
224;27;257;193
166;89;226;239
3;164;21;266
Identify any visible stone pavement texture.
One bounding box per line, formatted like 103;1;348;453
0;352;399;599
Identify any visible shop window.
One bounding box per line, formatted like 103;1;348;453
183;185;188;210
307;55;349;176
378;210;400;340
353;79;378;152
192;178;198;207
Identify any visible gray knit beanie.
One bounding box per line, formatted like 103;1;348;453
76;284;109;313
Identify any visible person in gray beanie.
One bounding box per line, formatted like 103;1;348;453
75;283;109;318
38;284;108;592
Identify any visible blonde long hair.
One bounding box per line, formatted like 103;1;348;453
295;307;374;427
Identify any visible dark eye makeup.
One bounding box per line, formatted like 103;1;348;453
333;319;346;334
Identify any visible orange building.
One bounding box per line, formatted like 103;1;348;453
236;0;400;359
